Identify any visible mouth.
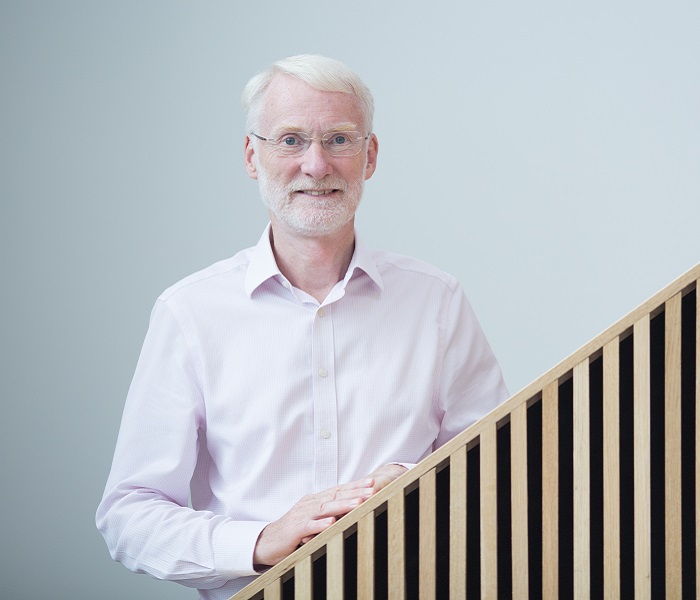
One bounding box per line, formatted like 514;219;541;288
295;189;340;197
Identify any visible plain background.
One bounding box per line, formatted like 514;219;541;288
1;1;698;598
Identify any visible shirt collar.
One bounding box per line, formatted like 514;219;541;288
244;223;281;297
244;223;384;297
345;231;384;291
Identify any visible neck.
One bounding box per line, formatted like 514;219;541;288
269;219;355;303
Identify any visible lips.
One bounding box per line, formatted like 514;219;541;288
298;189;337;196
291;179;347;197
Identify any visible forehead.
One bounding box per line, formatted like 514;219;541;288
259;74;365;133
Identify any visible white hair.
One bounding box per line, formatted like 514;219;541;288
241;54;374;134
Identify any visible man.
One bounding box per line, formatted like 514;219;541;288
97;54;508;599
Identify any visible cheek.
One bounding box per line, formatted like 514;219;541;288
269;157;300;179
339;160;367;183
260;158;297;184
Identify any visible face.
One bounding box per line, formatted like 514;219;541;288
244;74;378;238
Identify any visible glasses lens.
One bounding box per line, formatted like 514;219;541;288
272;133;310;156
323;131;363;155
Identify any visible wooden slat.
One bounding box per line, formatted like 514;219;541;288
480;424;498;599
511;403;529;597
696;279;700;600
573;360;591;598
327;533;344;599
264;578;281;600
357;512;375;600
449;446;467;598
665;294;683;595
295;556;312;599
388;493;405;600
603;338;621;598
419;469;436;600
542;381;559;599
634;316;652;596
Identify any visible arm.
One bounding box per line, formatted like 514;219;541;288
435;284;509;448
96;301;264;589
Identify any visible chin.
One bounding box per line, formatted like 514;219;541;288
281;213;354;237
271;199;359;237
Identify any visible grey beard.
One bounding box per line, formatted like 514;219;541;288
257;171;364;236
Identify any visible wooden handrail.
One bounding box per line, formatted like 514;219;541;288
233;263;699;599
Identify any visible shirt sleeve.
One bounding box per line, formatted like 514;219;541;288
434;283;509;449
96;300;265;589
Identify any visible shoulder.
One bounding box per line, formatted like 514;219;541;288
158;246;254;304
370;248;459;291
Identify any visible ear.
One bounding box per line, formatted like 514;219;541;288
244;135;258;179
364;133;379;180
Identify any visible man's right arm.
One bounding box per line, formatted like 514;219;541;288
96;300;266;588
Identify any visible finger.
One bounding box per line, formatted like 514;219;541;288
326;482;375;504
336;477;374;493
316;494;371;520
315;480;372;505
299;516;335;540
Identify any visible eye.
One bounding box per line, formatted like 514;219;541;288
328;134;349;146
280;134;303;146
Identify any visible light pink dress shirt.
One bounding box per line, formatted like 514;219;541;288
96;225;508;599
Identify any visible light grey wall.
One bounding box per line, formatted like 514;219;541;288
1;1;698;598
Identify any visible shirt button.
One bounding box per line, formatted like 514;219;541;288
318;367;328;378
320;430;331;439
317;307;326;317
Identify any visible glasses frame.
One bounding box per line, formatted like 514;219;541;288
250;131;371;157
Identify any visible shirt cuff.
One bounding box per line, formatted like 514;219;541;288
213;520;269;579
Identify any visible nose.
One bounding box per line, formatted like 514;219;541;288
299;140;333;180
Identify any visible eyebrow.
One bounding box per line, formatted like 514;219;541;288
325;123;359;132
273;122;360;134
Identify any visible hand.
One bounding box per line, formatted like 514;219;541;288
366;463;408;493
253;478;375;569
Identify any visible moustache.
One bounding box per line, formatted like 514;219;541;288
288;179;349;193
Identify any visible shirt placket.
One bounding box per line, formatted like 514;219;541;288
311;303;338;492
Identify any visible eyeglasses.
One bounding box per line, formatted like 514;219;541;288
250;131;370;157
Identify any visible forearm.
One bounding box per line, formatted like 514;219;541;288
96;485;267;589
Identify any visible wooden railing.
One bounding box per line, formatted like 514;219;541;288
233;263;699;599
